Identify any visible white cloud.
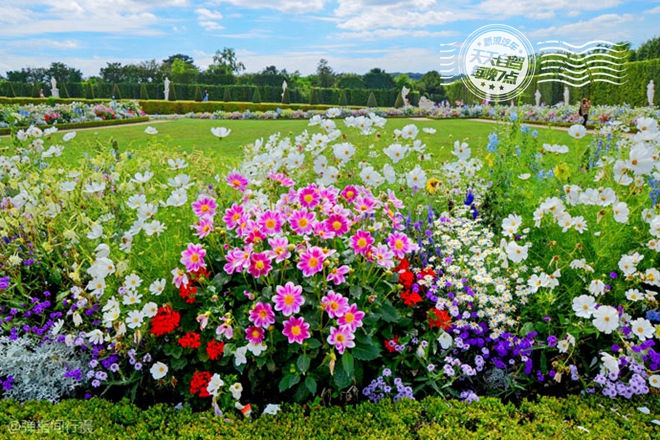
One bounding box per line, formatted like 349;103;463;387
476;0;622;19
196;8;223;20
210;0;327;13
5;39;82;50
200;21;224;30
335;29;457;40
645;5;660;14
529;13;635;39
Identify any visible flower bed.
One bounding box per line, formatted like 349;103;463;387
1;110;660;419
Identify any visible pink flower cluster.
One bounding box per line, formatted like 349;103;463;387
322;291;365;354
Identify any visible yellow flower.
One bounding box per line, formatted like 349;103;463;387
485;153;495;167
554;163;571;181
426;178;442;194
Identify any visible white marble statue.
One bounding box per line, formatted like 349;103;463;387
485;92;490;104
535;89;541;107
282;80;288;98
648;80;655;107
563;86;569;106
418;96;435;109
401;86;410;106
164;77;171;100
50;77;59;98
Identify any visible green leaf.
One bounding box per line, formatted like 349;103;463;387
278;374;300;392
341;352;354;377
379;300;400;323
305;376;317;395
520;322;535;336
305;338;322;350
333;367;351;390
349;285;362;298
170;357;187;371
163;343;183;359
352;339;381;361
297;354;311;374
211;271;231;288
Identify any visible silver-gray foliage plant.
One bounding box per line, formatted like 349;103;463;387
0;335;91;402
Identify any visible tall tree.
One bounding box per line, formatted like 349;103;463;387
162;54;195;65
363;68;395;89
314;59;335;88
100;62;126;83
208;48;246;76
6;67;48;83
46;62;82;83
170;58;199;84
635;36;660;61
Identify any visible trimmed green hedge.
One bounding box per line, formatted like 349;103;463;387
137;100;360;115
0;116;151;136
446;59;660;107
0;395;658;439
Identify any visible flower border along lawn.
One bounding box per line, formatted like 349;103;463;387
0;116;151;137
0;394;659;439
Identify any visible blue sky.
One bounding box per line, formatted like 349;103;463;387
0;0;659;77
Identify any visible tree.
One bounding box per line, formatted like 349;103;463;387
6;67;48;83
100;62;126;83
209;48;246;76
417;70;446;101
335;73;364;89
363;68;395;89
162;54;195;66
635;36;660;61
170;58;199;84
137;59;162;83
314;59;335;88
394;74;414;90
46;62;82;83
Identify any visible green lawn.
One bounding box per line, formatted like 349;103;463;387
27;118;576;168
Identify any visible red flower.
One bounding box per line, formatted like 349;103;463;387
150;305;180;337
428;308;451;330
179;282;197;304
393;258;410;272
206;340;225;360
178;332;201;349
384;336;399;353
400;290;422;307
190;371;212;398
398;271;414;290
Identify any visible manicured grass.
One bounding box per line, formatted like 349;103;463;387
32;118;578;172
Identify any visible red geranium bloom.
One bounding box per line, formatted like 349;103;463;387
178;332;201;349
400;290;422;307
150;305;180;337
206;340;225;360
428;308;451;330
190;371;212;398
384;336;399;353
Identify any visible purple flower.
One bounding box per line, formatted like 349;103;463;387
547;335;558;347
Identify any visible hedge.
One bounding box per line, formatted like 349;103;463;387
0;395;658;439
136;100;361;115
445;59;660;107
0;116;150;136
0;81;421;108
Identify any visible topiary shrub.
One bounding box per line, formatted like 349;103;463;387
252;88;262;103
223;86;231;102
367;91;378;107
394;92;404;108
85;82;95;99
140;83;149;100
309;88;319;105
168;83;177;101
281;87;291;104
194;85;203;102
338;89;347;106
112;84;122;99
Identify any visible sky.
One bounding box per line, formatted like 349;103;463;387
0;0;659;78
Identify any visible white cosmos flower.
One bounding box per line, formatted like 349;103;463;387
645;268;660;286
630;318;655;341
285;152;304;170
327;108;341;118
505;241;528;263
318;166;339;186
309;115;322;126
126;310;145;329
150;362;168;380
144;126;158;135
122;292;143;306
211;127;231;138
142;301;158;318
382;163;396;184
247;342;267;356
501;213;522;237
406;165;427;189
234;346;248;366
625;289;643;301
592;306;619;334
518;173;531;180
94;243;110;258
263;404;281;415
423;127;436;134
60;181;77;192
451;141;471;160
383;143;407;164
124;273;142;290
568;124;587;139
168;174;193;189
126;194;147;209
628;143;655;175
401;124;419;140
63;132;77;142
149;278;166;295
131;171;154;184
612;201;629;223
84;181;106;193
137;203;158;221
144;220;167;236
333;142;355;163
167;158;188;170
572;295;596;318
86;329;104;345
87;224;103;240
648;375;660;388
166;188;187;207
588;280;606;296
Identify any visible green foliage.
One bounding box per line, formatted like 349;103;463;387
363;68;395;89
112;84;121;100
634;36;660;62
194;85;203;102
140;83;149;100
367;92;378;107
394;92;404;108
223;87;231;102
168;82;177;101
85;82;94;100
281;87;291;105
251;88;261;103
0;116;150;136
0;395;658;439
31;82;40;98
309;88;320;105
338;89;348;106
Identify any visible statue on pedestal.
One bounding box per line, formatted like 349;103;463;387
51;77;59;98
535;89;541;107
164;77;171;100
648;80;655;107
563;86;569;106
